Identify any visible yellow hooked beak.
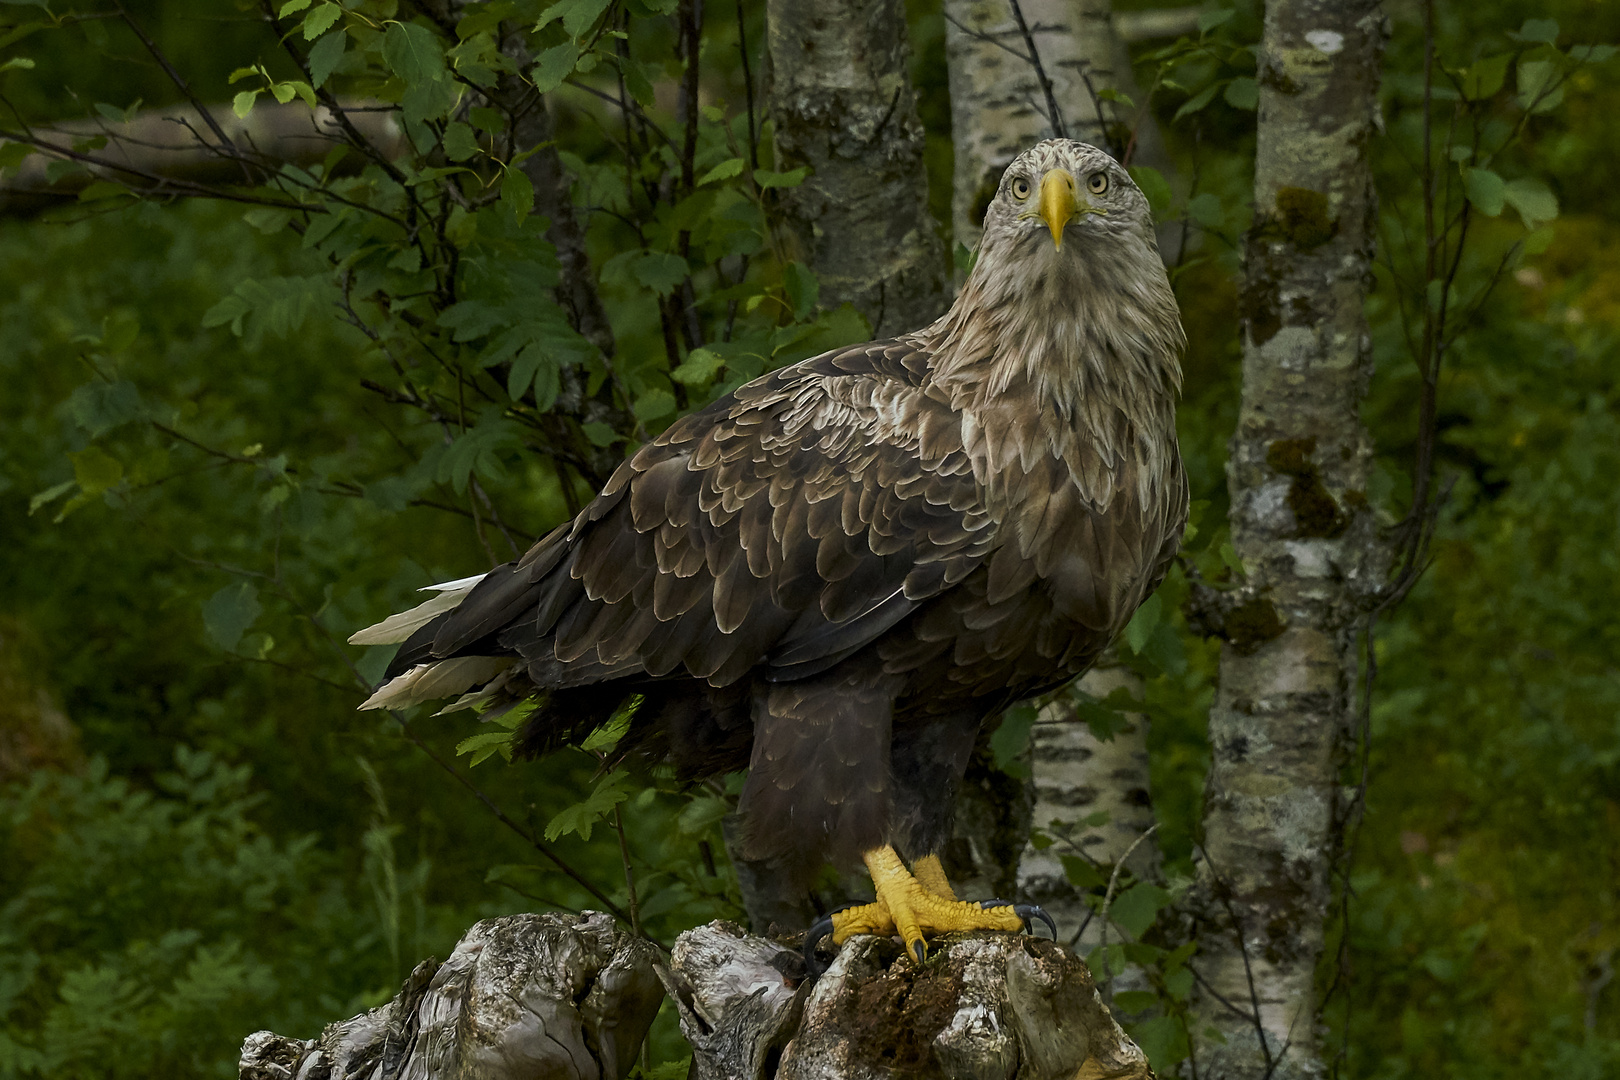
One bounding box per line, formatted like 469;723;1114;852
1039;169;1080;250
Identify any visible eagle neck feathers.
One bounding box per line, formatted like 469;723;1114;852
920;236;1185;516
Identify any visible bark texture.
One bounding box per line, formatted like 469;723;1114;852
943;0;1170;253
1018;662;1159;944
0;102;405;215
660;920;1152;1080
765;0;950;336
238;912;663;1080
1187;3;1387;1077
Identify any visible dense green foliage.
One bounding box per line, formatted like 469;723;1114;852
0;0;1616;1076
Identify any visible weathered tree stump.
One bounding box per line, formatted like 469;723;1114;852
659;921;1153;1080
238;912;663;1080
239;914;1149;1080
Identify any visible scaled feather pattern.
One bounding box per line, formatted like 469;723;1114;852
350;140;1187;880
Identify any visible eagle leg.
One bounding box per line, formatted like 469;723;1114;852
911;853;957;900
833;846;1025;964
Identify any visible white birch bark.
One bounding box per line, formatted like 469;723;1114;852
1187;3;1387;1077
1017;662;1159;946
765;0;950;336
943;0;1170;254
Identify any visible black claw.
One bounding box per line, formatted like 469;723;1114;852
911;939;927;964
802;902;866;978
803;915;835;977
980;899;1058;939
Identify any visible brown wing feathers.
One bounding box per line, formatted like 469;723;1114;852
388;340;993;697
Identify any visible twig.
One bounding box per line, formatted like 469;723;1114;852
612;805;644;936
1094;823;1158;968
1007;0;1068;139
112;0;253;182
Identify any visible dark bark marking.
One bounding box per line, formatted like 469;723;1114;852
1268;186;1338;250
1267;437;1349;539
1225;595;1287;654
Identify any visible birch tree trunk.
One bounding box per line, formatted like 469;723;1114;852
1017;662;1160;945
944;0;1167;934
943;0;1170;254
1188;3;1387;1077
765;0;950;337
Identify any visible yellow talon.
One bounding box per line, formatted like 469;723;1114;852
826;846;1025;963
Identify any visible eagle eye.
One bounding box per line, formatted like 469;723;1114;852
1011;176;1031;199
1086;172;1109;195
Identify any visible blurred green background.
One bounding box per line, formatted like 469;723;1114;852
0;1;1616;1076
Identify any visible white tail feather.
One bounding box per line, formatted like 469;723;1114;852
347;573;487;645
434;665;519;716
358;656;514;711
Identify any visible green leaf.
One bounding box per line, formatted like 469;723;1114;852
582;421;619;447
697;157;746;186
1128;165;1172;219
633;251;688;296
989;704;1038;778
68;446;122;501
1076;690;1132;742
1125;593;1163;654
1516;59;1563;112
1130;1016;1189;1072
501;167;535;224
753;166;809;189
670;347;724;386
383;21;446;83
442;120;478;161
1113;991;1159;1014
1569;44;1618;64
201;294;252;334
508;344;560;408
77;180;129;203
1503;177;1558;228
676;796;728;836
455;730;514;766
28;479;76;516
1163;966;1194;1001
544;772;632;842
1110;882;1172;939
531;42;579;93
1223;76;1258;109
954;241;977;276
783;262;819;320
1061;855;1106;890
1173;83;1219;121
307;30;346;89
633;389;676;422
277;0;312;16
68;380;143;437
1459;54;1510;100
0;56;35;73
437;419;523;494
202;582;262;652
1516;18;1559;44
232;90;259;119
301;2;340;40
1522;224;1556;255
581;701;636;752
0;140;33;171
1198;8;1235;33
536;0;614;38
1462;167;1506;216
